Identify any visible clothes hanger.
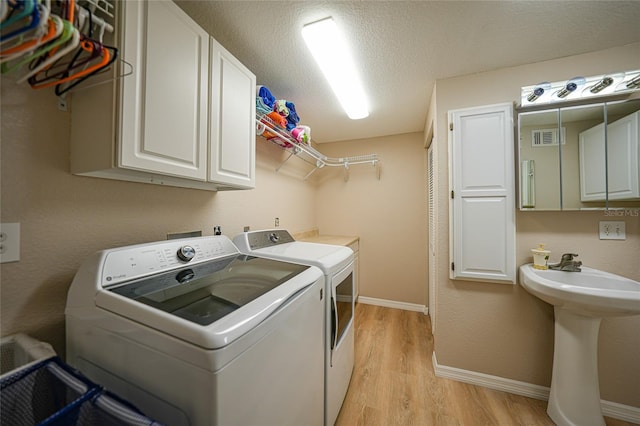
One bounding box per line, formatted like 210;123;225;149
1;15;68;73
1;0;10;23
29;39;110;89
27;37;102;80
26;6;99;80
28;4;107;88
54;43;117;95
16;20;79;83
55;51;132;96
0;0;34;30
52;2;124;95
0;10;59;61
1;16;75;77
63;0;74;28
33;0;74;61
1;0;44;45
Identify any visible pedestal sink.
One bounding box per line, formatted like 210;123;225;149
519;264;640;426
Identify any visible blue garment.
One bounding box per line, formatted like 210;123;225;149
284;101;300;131
256;97;272;114
257;86;276;109
285;101;300;123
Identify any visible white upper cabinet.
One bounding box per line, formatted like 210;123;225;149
580;110;639;201
120;0;209;180
579;123;607;201
607;111;639;200
449;103;516;284
70;0;255;191
209;39;256;189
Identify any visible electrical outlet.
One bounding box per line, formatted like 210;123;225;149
0;223;20;263
599;221;626;240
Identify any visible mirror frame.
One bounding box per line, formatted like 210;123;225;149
517;93;640;211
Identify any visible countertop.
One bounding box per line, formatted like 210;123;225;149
293;229;359;248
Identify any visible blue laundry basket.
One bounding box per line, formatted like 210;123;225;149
0;357;162;426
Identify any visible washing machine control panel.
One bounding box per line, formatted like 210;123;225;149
101;236;238;287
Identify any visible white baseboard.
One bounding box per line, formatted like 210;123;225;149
357;296;428;315
432;352;640;424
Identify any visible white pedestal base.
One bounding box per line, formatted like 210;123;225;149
548;307;605;426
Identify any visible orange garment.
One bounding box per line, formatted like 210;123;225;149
260;111;288;139
266;111;287;128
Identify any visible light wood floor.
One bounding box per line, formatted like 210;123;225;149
335;303;637;426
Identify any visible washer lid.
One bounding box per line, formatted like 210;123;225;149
95;255;322;349
233;230;354;275
252;242;353;274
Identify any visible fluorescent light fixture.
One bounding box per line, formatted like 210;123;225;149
302;17;369;120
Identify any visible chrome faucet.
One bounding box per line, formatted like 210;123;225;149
548;253;582;272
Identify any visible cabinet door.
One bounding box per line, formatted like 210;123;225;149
579;123;607;201
449;103;515;284
209;39;256;188
120;0;209;180
607;111;639;200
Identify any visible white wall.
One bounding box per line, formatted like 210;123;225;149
315;133;429;307
0;81;317;355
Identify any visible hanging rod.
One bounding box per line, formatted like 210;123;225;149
256;112;380;181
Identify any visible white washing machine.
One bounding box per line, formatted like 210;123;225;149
233;229;355;426
66;235;324;426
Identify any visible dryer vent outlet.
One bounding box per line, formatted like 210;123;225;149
167;230;202;240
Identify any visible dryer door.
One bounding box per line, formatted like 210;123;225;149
330;264;354;351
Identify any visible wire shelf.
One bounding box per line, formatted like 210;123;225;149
256;112;381;181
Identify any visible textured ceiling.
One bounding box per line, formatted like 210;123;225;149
175;1;640;143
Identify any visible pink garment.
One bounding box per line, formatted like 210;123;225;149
291;125;311;144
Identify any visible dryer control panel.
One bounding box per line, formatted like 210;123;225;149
101;236;239;287
235;229;296;251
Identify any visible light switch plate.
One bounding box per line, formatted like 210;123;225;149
599;221;626;240
0;223;20;263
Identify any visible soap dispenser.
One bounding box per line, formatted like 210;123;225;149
531;243;551;270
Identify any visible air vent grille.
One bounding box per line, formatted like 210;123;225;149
531;127;566;147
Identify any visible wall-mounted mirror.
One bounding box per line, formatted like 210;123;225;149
518;97;640;210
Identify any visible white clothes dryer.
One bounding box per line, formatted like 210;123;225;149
233;229;355;426
66;235;324;426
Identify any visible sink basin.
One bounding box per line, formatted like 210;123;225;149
519;264;640;426
520;264;640;317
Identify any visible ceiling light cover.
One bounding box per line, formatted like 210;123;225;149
302;18;369;120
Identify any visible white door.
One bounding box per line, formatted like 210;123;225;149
120;0;209;180
607;111;639;200
579;123;606;201
449;103;516;284
209;39;256;188
427;142;437;333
